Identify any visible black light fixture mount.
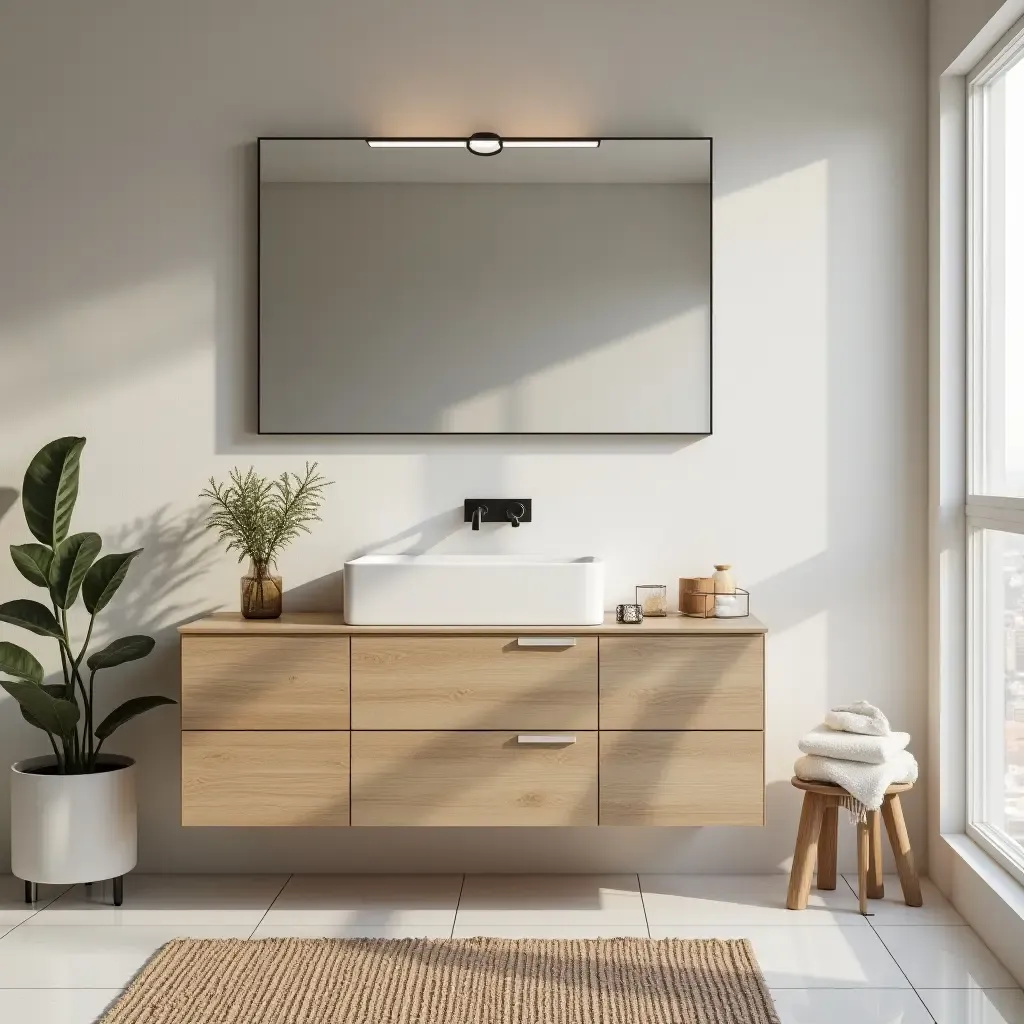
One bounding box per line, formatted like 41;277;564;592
466;132;503;156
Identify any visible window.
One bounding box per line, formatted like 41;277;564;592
967;24;1024;882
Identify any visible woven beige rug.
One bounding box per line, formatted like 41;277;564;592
99;937;780;1023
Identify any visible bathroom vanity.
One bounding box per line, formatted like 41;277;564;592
177;613;766;828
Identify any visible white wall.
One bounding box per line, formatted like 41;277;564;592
0;0;927;873
932;0;1017;71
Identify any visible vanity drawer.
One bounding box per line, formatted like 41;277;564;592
181;635;350;730
599;636;763;730
599;730;763;826
351;731;597;826
182;731;350;826
351;636;597;729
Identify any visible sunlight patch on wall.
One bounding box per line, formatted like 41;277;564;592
711;158;830;603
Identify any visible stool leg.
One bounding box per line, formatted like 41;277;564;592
857;819;870;915
817;802;838;891
867;810;885;899
787;793;825;910
881;794;922;907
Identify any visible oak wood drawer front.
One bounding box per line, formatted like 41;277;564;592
351;731;597;826
181;635;350;730
599;636;763;730
351;637;597;730
599;731;764;826
182;731;349;826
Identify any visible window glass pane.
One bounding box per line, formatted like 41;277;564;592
975;530;1024;851
983;57;1024;496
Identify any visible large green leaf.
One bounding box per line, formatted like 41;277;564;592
1;679;79;739
10;543;53;588
87;635;155;672
0;641;44;684
82;550;142;615
94;694;176;741
19;683;67;732
22;437;86;548
48;532;101;610
0;599;65;641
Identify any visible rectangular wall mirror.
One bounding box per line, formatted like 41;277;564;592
258;137;712;435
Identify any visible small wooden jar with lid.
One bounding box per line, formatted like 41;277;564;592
679;576;716;617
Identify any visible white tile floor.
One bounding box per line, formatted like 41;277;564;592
0;872;1020;1023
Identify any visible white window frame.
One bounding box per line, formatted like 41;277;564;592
966;20;1024;887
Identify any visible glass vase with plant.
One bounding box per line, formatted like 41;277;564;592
200;463;331;618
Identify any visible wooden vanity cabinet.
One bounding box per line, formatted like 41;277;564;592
351;731;597;826
351;635;597;730
179;614;766;828
182;731;349;826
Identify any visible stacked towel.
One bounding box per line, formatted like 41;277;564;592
824;700;892;736
798;725;910;765
794;701;917;814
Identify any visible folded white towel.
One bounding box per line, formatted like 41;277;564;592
798;725;910;765
794;749;917;811
824;700;891;736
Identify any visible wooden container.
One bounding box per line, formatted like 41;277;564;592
679;577;716;618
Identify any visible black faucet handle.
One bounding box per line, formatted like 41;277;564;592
464;499;532;528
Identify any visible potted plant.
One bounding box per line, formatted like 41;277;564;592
0;437;176;906
200;463;330;618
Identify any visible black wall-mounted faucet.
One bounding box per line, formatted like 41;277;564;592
464;499;532;530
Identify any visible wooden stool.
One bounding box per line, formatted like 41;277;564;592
786;778;922;916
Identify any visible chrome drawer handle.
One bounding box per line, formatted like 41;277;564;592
517;735;577;745
516;637;576;647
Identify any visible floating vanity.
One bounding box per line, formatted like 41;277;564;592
177;613;767;828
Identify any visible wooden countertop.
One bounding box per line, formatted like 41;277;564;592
178;611;767;636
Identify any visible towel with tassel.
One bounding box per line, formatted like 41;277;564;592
794;748;918;816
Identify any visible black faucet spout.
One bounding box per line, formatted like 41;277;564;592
464;498;531;529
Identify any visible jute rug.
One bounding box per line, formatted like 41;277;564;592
98;937;780;1023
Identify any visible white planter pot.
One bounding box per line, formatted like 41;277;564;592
11;754;137;885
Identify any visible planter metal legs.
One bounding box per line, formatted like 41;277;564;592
23;875;123;905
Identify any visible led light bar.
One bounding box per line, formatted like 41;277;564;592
366;140;464;148
366;137;601;151
503;140;600;148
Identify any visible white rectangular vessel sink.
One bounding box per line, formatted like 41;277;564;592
344;554;604;626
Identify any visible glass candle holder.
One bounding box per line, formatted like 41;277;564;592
636;584;668;617
615;603;644;624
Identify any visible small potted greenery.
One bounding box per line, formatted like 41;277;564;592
0;437;176;906
200;464;330;618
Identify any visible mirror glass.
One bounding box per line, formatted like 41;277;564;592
259;137;711;434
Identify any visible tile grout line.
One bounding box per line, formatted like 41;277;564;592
821;874;939;1021
449;874;466;939
636;874;651;938
0;883;74;941
870;928;939;1023
842;871;1011;1018
248;874;293;940
860;904;939;1022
